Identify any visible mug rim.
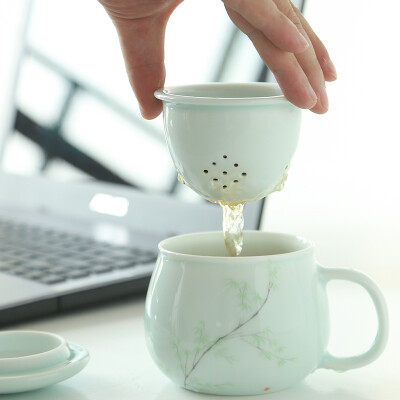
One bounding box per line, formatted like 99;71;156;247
154;82;290;106
158;231;314;262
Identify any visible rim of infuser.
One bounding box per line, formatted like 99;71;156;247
154;82;291;107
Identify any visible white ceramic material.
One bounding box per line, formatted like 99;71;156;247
154;83;302;203
0;342;89;394
0;331;70;374
144;231;389;396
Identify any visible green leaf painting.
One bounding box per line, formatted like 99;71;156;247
213;347;236;364
187;378;234;394
172;264;295;389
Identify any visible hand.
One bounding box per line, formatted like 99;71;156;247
98;0;337;119
223;0;336;114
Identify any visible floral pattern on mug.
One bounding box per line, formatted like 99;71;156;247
172;264;296;391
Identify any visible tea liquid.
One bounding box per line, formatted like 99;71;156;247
218;167;289;257
177;169;289;257
219;202;245;257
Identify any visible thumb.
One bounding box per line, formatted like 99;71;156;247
112;15;168;119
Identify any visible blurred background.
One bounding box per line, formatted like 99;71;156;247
0;0;399;291
0;0;272;204
265;0;400;291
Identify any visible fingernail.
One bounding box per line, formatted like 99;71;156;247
319;87;329;111
326;59;337;79
306;83;318;106
297;33;309;51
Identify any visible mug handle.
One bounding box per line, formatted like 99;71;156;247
317;265;389;371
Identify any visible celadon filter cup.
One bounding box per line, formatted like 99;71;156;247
155;83;302;203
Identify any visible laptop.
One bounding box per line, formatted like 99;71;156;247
0;0;304;326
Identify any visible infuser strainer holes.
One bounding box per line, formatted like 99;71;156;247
233;180;239;183
222;185;227;189
234;163;239;167
212;162;216;166
204;170;208;174
223;171;228;175
213;178;218;181
242;172;247;176
223;155;227;159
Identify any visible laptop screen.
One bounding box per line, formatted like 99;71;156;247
0;0;303;205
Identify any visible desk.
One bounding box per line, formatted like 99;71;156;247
2;286;399;400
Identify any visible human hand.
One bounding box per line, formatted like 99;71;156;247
98;0;336;119
223;0;337;114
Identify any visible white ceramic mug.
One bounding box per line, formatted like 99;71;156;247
144;231;389;396
154;83;301;203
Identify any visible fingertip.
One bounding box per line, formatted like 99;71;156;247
293;33;309;54
310;105;328;115
324;73;337;82
138;91;163;119
285;94;317;111
301;97;318;110
131;65;165;120
325;77;337;83
322;58;337;82
302;84;318;109
282;85;317;111
140;102;163;120
310;94;329;114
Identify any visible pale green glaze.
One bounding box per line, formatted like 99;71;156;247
154;83;301;203
0;331;70;374
144;231;389;396
0;343;89;394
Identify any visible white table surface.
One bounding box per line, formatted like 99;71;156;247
1;284;399;400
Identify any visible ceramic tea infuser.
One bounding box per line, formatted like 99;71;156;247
155;82;302;203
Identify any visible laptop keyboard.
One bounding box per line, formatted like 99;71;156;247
0;218;157;285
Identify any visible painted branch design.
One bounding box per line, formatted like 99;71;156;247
172;265;295;389
183;281;274;385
